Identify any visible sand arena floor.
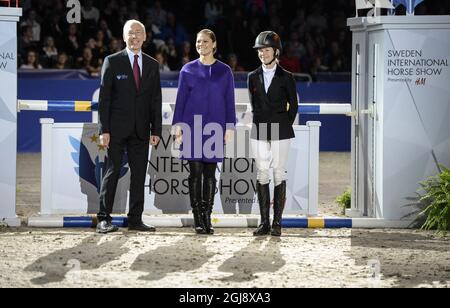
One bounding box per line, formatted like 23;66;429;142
0;153;447;288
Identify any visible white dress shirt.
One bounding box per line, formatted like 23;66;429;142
126;48;143;76
262;64;277;94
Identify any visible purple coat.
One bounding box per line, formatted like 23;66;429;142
172;59;236;163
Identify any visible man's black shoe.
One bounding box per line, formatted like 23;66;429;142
128;222;156;232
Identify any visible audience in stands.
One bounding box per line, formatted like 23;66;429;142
227;54;245;72
54;52;71;69
16;0;448;78
20;50;43;69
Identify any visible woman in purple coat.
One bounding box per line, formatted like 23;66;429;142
172;29;236;235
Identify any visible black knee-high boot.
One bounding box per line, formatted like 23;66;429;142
271;181;286;236
253;182;271;236
202;178;216;235
189;177;206;234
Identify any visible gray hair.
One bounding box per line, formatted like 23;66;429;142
123;20;146;37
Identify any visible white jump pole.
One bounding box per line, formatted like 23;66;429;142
0;7;22;227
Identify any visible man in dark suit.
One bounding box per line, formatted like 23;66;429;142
248;31;299;237
97;20;162;233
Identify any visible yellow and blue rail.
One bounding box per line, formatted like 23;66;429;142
18;100;98;112
28;216;354;229
18;100;352;115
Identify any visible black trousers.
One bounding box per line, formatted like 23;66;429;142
98;131;149;224
188;161;217;181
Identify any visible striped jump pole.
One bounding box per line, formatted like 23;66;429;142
27;216;354;229
18;100;99;112
18;100;353;115
27;216;413;229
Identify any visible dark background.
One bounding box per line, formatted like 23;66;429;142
13;0;450;77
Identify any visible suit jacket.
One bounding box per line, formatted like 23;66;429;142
98;49;162;140
247;65;299;141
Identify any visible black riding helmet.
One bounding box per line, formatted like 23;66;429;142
253;31;282;55
253;31;282;65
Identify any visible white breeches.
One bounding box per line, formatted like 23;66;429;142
250;139;291;186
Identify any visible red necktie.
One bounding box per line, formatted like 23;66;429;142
133;55;140;90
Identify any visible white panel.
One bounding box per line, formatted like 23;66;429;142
39;122;320;216
0;15;21;225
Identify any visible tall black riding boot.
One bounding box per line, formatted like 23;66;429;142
253;182;271;236
271;181;286;236
202;178;216;235
189;177;206;234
